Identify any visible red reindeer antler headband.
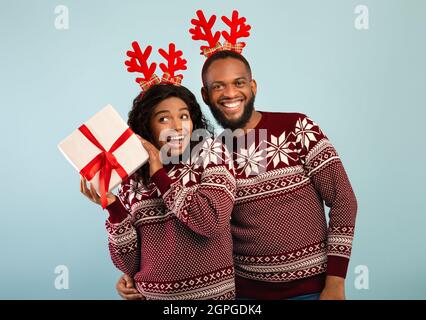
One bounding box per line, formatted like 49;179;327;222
189;10;251;58
125;42;187;92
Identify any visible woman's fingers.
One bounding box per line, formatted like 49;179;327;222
141;139;152;150
136;134;152;151
81;178;94;201
136;135;154;151
80;176;114;207
80;177;90;198
135;134;144;143
81;177;98;204
80;177;85;193
89;183;100;203
80;177;84;193
138;139;158;160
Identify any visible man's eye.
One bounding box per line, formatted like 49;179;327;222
212;84;223;90
236;80;245;87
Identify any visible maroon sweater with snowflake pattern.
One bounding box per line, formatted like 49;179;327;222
229;111;357;299
105;139;236;300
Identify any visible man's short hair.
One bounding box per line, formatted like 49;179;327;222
201;50;252;88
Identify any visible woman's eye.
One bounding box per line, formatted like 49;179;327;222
181;114;189;120
159;117;168;123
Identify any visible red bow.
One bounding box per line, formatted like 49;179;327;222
139;74;161;91
79;124;133;209
202;42;224;57
202;41;245;57
161;73;183;85
222;41;244;54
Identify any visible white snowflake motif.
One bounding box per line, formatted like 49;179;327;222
266;132;297;168
295;117;320;150
235;143;266;177
124;178;145;204
168;160;200;186
193;139;225;170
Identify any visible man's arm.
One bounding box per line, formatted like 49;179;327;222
320;275;346;300
295;115;358;299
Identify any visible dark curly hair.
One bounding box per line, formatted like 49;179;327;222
128;83;213;186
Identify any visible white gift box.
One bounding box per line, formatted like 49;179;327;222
58;104;149;195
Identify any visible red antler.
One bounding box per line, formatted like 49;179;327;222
124;42;157;84
221;10;251;46
158;43;187;79
189;10;221;53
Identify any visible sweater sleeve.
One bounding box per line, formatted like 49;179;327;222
151;139;236;238
295;115;358;279
104;177;140;277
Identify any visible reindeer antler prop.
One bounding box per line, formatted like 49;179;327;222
125;42;187;92
159;43;188;85
189;10;222;57
221;10;251;53
189;9;251;58
125;42;160;91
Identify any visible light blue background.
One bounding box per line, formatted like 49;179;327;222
1;0;425;299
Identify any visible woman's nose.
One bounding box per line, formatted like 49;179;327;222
170;117;181;131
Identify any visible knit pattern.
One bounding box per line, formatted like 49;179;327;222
231;112;357;283
106;138;236;300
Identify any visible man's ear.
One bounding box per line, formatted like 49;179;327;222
201;87;209;105
250;79;257;96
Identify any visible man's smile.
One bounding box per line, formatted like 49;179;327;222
218;97;245;115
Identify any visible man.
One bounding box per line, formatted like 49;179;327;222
116;50;358;300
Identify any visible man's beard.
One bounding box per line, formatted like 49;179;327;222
208;94;255;130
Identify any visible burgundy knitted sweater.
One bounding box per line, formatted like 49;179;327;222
105;139;236;300
230;111;358;299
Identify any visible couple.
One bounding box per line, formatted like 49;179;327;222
81;10;357;300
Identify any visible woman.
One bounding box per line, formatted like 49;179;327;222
80;84;236;300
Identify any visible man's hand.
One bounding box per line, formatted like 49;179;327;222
116;274;144;300
319;276;346;300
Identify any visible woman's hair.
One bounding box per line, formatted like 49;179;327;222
128;83;213;186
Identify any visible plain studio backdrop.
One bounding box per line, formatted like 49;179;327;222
0;0;425;299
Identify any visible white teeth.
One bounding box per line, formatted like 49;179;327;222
169;135;184;141
223;101;241;108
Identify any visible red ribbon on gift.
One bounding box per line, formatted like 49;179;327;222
79;124;133;209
